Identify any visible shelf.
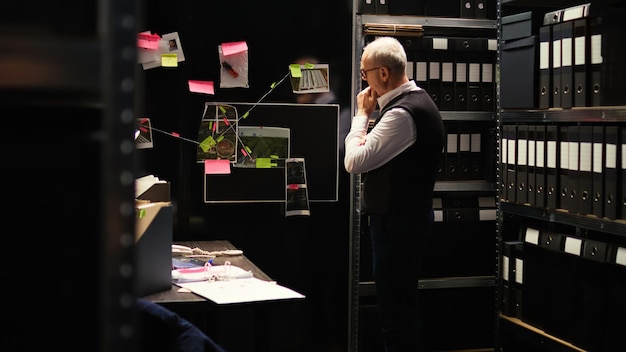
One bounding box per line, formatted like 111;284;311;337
442;111;496;121
435;180;497;193
499;107;626;123
499;201;626;237
499;314;587;352
361;15;497;29
359;276;496;296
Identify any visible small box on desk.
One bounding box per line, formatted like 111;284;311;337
501;36;538;109
135;201;173;296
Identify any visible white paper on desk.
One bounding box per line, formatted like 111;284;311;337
176;278;305;304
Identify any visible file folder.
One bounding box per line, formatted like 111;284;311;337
535;125;547;208
558;125;571;211
551;22;562;108
425;37;447;109
452;37;486;111
591;125;604;218
604;125;619;219
375;0;389;14
567;125;580;213
559;20;574;109
573;18;589;107
538;25;552;109
521;226;546;330
440;49;455;111
400;37;416;81
500;35;538;109
538;230;571;341
527;125;537;206
467;58;482;111
500;128;508;198
415;39;429;90
445;122;459;180
505;124;517;203
481;39;497;111
589;16;602;107
460;0;473;19
575;238;609;352
473;0;489;19
469;126;483;180
546;125;559;209
577;126;593;216
359;0;376;14
617;126;626;220
500;240;514;316
458;124;472;180
516;124;528;205
501;240;524;317
454;60;468;111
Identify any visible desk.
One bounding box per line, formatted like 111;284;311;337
144;240;306;352
144;240;273;303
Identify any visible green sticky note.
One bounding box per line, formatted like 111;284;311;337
200;136;216;152
289;64;302;78
255;158;272;168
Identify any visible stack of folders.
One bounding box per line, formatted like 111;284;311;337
401;35;496;112
441;121;493;181
519;224;626;351
500;123;624;220
433;194;497;223
538;2;626;108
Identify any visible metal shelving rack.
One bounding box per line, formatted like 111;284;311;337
494;0;626;350
348;3;500;351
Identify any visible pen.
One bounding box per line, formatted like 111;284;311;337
222;61;239;78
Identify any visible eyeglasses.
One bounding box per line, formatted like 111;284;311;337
360;66;384;80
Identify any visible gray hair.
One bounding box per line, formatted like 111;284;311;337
362;36;407;77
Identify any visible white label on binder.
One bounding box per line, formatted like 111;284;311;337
515;258;523;284
502;255;510;281
564;237;582;256
616;247;626;266
525;227;539;245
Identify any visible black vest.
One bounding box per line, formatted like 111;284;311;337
361;90;445;215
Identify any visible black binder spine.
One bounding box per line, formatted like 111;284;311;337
551;22;563;108
546;125;560;210
591;125;604;218
573;18;589;107
538;25;553;109
516;124;529;205
535;124;547;209
578;126;593;216
560;20;574;109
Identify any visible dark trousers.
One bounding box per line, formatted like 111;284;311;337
369;211;433;352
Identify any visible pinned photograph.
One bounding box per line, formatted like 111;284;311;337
289;63;330;94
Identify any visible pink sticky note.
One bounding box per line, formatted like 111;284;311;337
137;33;161;49
188;80;215;95
204;159;231;174
221;41;248;56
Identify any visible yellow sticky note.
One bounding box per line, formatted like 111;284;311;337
161;53;178;67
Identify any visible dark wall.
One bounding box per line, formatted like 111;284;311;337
137;1;354;351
